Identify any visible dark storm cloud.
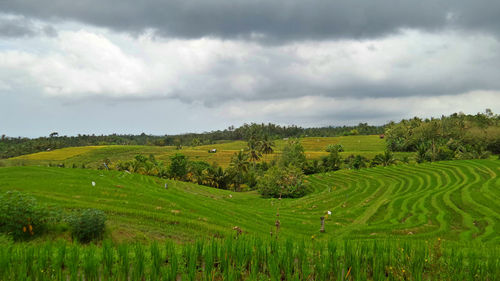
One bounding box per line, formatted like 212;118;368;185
1;0;499;41
0;15;57;37
0;16;35;37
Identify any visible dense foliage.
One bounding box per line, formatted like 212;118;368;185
0;191;53;240
100;137;404;194
385;110;500;161
257;165;309;198
279;139;307;169
67;209;106;243
168;154;188;180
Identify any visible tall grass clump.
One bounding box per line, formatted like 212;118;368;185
67;208;106;243
101;239;115;279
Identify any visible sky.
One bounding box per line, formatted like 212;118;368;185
1;1;499;137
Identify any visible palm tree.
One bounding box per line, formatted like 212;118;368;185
260;136;275;155
230;151;250;191
211;167;230;189
230;150;249;173
190;167;205;185
246;138;262;163
374;150;397;166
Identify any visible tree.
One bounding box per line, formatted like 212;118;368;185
279;139;306;169
168;153;188;180
230;150;250;173
188;161;210;185
260;135;275;155
173;138;182;150
246;138;262;163
229;151;250;191
191;138;201;147
257;165;309;198
207;165;231;189
372;150;396;167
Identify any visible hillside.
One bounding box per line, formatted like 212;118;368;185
0;159;498;243
3;135;412;168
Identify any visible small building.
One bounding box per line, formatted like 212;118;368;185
379;134;385;139
208;148;217;153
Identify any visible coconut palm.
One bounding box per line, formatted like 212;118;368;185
260;136;275;155
230;150;250;173
373;150;397;166
246;138;262;163
230;151;250;191
209;167;230;189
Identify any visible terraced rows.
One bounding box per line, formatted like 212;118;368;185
303;160;500;242
0;160;498;242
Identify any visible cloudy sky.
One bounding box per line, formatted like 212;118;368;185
1;1;499;137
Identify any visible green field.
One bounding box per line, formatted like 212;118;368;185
3;135;412;168
1;137;499;280
1;159;498;243
1;156;499;280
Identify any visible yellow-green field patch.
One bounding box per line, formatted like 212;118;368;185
11;146;106;160
4;135;399;168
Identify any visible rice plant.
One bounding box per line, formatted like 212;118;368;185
0;237;498;280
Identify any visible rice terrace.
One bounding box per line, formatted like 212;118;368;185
2;1;500;280
0;111;499;280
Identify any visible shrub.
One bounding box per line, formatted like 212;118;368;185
257;165;310;198
0;191;52;240
304;159;324;175
321;150;343;172
67;209;106;243
325;144;344;153
345;154;369;169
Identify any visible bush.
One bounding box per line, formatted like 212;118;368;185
345;154;369;169
0;191;52;240
257;165;310;198
67;209;106;243
279;140;306;169
325;144;344;153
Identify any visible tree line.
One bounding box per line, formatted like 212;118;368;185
385;109;500;162
100;136;409;198
0;122;384;159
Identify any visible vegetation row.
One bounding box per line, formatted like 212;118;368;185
0;236;498;281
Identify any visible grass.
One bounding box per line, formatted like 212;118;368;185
2;135;411;168
0;159;498;243
0;236;498;280
11;146;105;161
0;150;499;280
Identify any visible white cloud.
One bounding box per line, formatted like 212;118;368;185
1;21;499;136
1;27;499;104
